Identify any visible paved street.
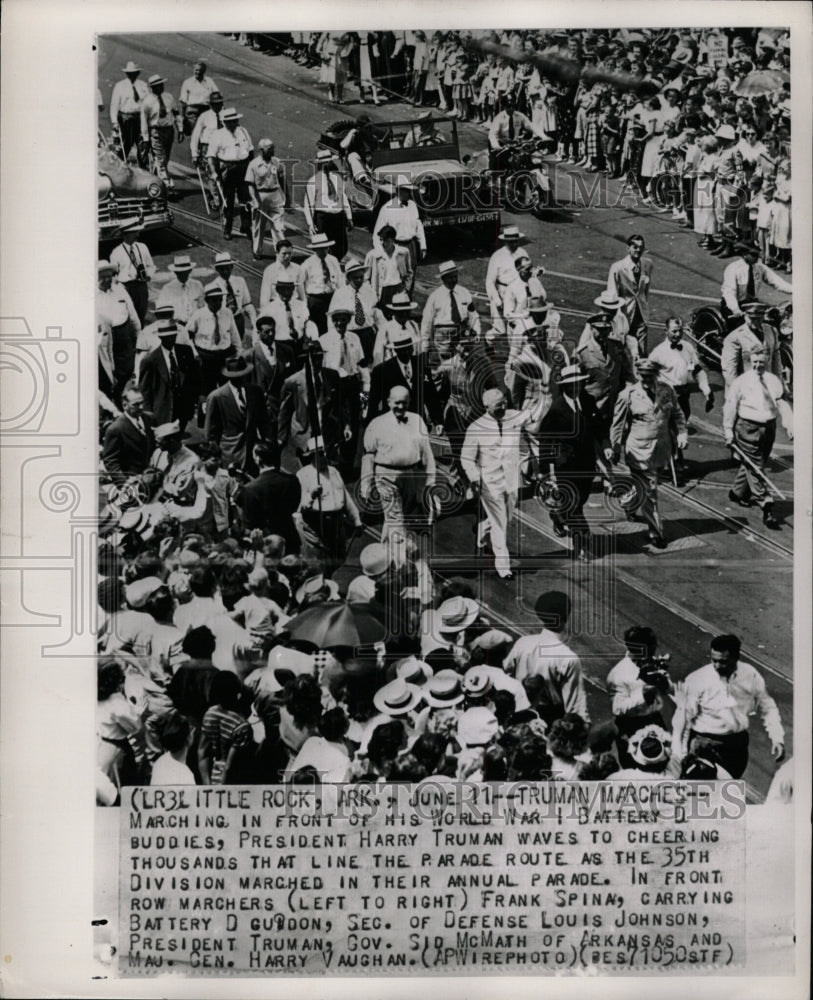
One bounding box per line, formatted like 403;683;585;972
98;32;794;798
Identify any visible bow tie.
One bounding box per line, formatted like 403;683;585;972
395;415;408;424
670;343;683;351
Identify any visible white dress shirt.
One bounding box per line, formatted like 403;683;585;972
208;126;253;162
485;246;520;307
109;242;156;283
723;369;791;436
373;198;426;252
648;338;703;388
97;283;140;330
156;277;205;324
298;254;344;297
110;77;149;119
260;261;303;306
259;297;316;343
420;283;480;345
186;306;241;351
503;631;588;721
721;258;792;316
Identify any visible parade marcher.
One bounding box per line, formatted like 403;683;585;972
535;365;605;560
186;284;242;397
259;240;303;306
110;60;149;163
245;139;287;260
434;332;480;480
208;108;254;240
361;386;437;547
720;242;792;321
575;313;634;490
672;633;784;779
460;387;546;579
503;251;546;325
606;234;653;352
97;260;141;401
420;260;480;361
319;305;369;474
609;357;687;549
156;255;205;330
239;442;302;555
586;289;637;360
109;222;155;325
138;321;200;431
250;311;295;443
211;251;257;344
297;233;344;336
140;74;183;191
366;324;440;426
365;225;413;309
504;298;561;415
723;345;793;529
371;290;422;369
135;305;191;381
503;591;589;723
204;356;266;474
261;277;317;347
180;60;219;137
373;177;427;293
190;90;225;210
278;341;328;465
303;150;353;260
485;225;523;335
102;384;154;484
148;420;200;493
648;316;714;465
329;257;381;365
721;301;782;390
607;625;675;768
296;435;362;573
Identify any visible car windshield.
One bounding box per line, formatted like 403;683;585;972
370;117;460;168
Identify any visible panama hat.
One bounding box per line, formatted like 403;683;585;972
124;576;163;609
214;251;236;268
155;322;179;338
556;364;589;385
635;357;660;374
315;149;336;164
98;260;117;275
594;290;625;310
203;281;225;299
437;596;480;632
396;656;434;684
388;291;418;312
302;435;326;455
221;107;243;122
438;260;458;276
308;232;336;250
498;225;524;240
148;74;166;87
168;254;195;273
373;678;423;716
122;61;141;73
462;665;494;698
344;257;365;274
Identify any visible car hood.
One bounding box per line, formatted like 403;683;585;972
98;150;165;197
374;159;477;185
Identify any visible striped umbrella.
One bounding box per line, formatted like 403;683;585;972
733;70;790;97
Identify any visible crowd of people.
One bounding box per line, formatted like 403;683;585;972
96;27;793;803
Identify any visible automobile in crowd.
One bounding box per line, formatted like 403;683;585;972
319;116;500;245
97;130;173;240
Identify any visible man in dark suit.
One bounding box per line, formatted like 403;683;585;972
138;321;200;430
238;441;302;554
366;328;441;426
204;355;265;474
278;341;328;466
535;365;608;561
251;311;297;442
102;384;155;484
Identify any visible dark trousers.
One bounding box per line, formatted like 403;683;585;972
323;372;362;474
182;104;208;137
301;508;349;574
306;292;333;335
197;347;234;397
689;729;749;779
682;176;695;227
675;385;693;423
732;418;775;508
313;210;348;260
117;113;143;162
123;280;150;325
219;159;251;236
111;321;137;397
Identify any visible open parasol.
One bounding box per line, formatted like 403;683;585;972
733;70;789;97
284;601;387;649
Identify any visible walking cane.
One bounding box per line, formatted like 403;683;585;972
730;443;787;501
668;453;679;488
196;162;213;215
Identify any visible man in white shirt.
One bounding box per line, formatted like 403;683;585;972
259;240;303;306
207;108;253;240
110;59;149;163
180;60;219;136
503;590;589;723
97;260;141;398
296;435;362;571
420;260;480;359
189;90;225;210
720;243;791;320
260;278;317;346
211;250;257;343
140;74;182;190
723;345;793;529
485;225;523;334
245;138;287;260
373;177;427;291
460;386;546;579
320;306;369;474
365;225;413;308
329;257;382;364
186;284;242;396
672;633;784;778
109;222;155;324
488;94;547;179
297;233;344;335
156;255;205;328
303;149;353;259
361;386;436;546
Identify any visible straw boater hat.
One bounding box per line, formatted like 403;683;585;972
168;254;194;273
498;225;524;241
462;665;494;698
594;290;625;310
423;669;465;709
308;232;336;250
396;656;434;685
221;108;243;122
315;149;336;165
359;543;390;578
156;322;178;339
388;291;418;312
302;435;326;456
214;251;236;268
373;678;423;717
556;364;589;386
203;281;224;299
437;595;480;633
148;74;166;88
438;260;458;276
123;61;141;74
344;257;365;274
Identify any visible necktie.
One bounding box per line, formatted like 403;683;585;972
339;336;353;376
236;386;246;412
324;171;337;200
168;350;180;390
354;291;366;327
284;299;297;341
225;278;238;315
132;84;140;103
216;112;223;127
632;261;641;290
321;257;332;290
757;373;775;415
157;92;166;117
496;418;503;436
508;112;515;140
746;264;756;300
403;363;412;388
449;288;462;327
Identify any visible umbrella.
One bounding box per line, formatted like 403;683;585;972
284;601;387;649
734;70;789;97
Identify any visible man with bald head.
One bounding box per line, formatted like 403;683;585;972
361;385;436;546
460;387;548;579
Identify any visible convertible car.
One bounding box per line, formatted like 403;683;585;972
98;130;172;240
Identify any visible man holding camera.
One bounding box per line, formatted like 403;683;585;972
607;626;675;768
109;222;156;325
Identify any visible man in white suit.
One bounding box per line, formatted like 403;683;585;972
460;387;546;579
607;234;653;353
